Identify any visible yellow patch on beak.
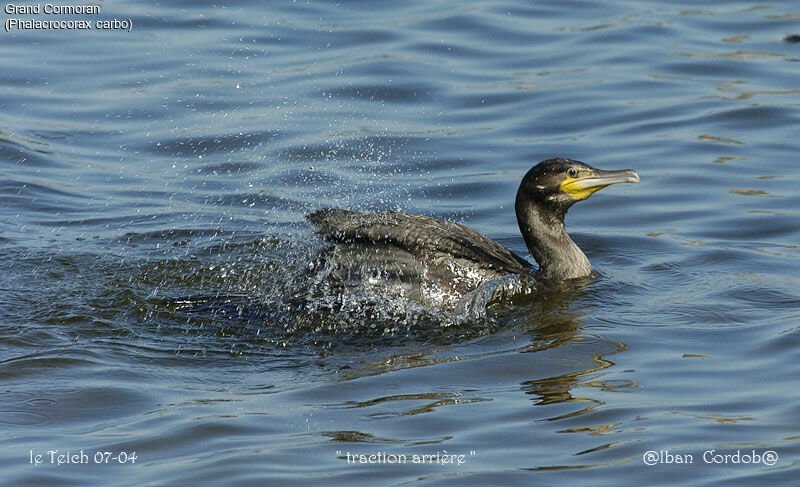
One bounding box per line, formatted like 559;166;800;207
561;177;607;200
560;169;640;201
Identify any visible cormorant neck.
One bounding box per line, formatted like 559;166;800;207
515;196;592;281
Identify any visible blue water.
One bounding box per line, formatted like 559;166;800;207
2;1;799;485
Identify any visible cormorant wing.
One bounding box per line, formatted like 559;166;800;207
307;208;530;275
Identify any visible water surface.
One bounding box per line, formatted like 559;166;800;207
1;1;799;485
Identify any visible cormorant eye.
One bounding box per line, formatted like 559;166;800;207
567;168;578;178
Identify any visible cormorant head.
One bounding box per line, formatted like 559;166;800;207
518;157;639;216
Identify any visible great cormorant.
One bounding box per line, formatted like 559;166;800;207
307;158;639;299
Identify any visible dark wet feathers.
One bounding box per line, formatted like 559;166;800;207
307;208;530;275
